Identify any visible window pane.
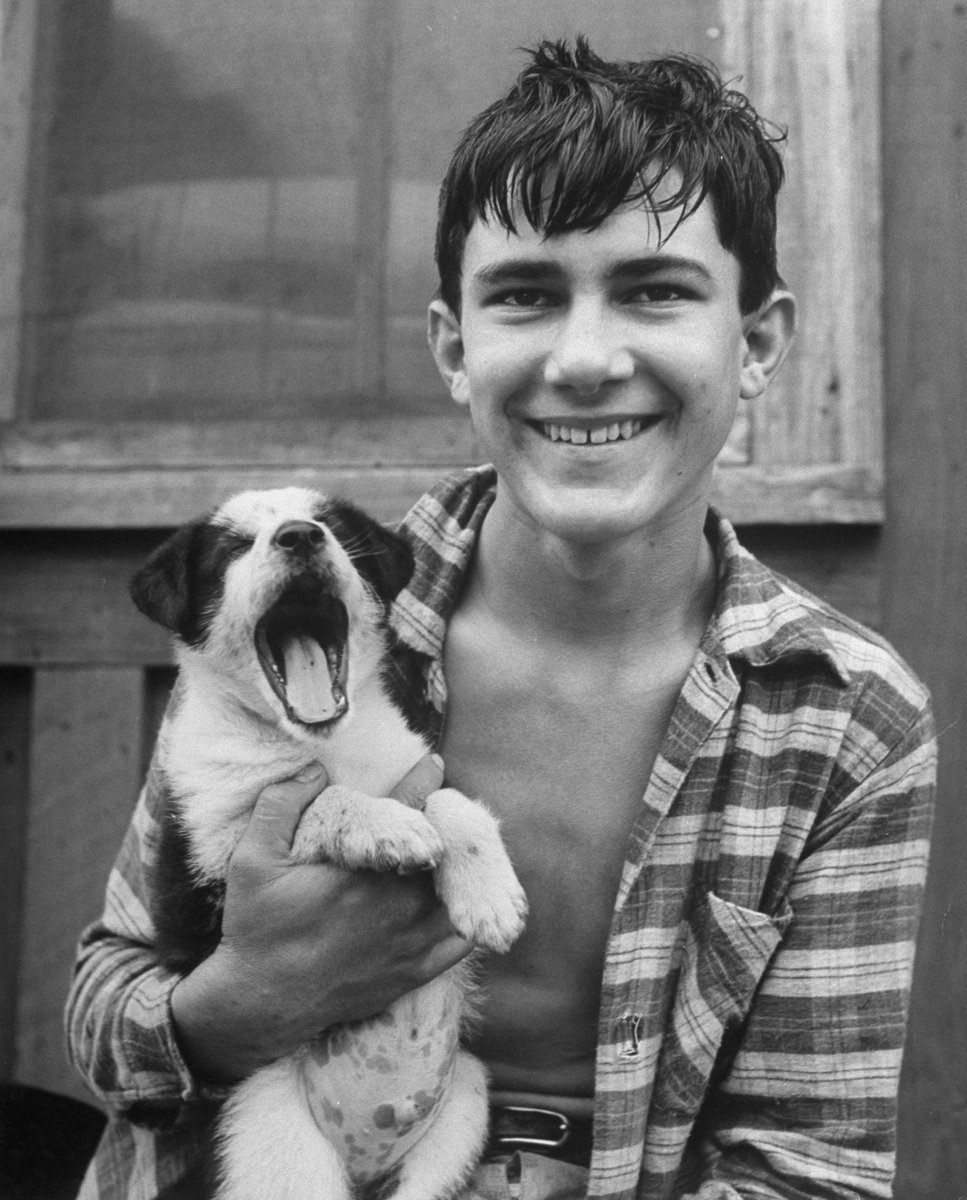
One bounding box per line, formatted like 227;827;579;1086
32;0;364;419
28;0;717;422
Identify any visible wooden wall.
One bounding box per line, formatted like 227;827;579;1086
0;4;964;1198
882;2;967;1196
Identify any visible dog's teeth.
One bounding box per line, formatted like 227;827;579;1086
282;634;340;723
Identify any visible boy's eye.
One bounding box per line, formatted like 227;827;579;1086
491;288;555;308
626;282;693;303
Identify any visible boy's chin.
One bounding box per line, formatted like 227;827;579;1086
508;484;665;546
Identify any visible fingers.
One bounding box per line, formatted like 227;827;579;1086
238;762;328;860
421;931;474;978
391;753;445;810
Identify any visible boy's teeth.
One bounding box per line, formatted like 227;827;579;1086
541;419;644;444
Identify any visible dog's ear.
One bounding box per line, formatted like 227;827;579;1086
324;501;415;603
129;521;205;636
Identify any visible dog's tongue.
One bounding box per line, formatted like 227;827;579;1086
282;634;341;723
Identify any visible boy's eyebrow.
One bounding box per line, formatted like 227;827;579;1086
607;256;714;285
469;254;714;287
470;260;564;286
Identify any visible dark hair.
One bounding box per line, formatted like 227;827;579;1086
435;38;786;315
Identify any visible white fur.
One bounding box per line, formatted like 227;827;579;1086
149;489;528;1200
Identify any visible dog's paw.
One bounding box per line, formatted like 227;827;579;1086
441;865;528;953
337;803;445;873
292;785;445;872
422;789;528;953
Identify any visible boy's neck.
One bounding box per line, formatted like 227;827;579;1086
468;493;717;652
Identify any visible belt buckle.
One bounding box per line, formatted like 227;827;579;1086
495;1105;570;1151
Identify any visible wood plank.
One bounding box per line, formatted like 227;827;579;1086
0;530;173;666
0;0;47;420
352;0;394;398
719;0;883;468
0;414;749;472
880;3;967;1195
0;462;884;529
0;416;479;469
15;666;145;1100
0;669;31;1080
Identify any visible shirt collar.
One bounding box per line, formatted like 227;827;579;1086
391;468;850;687
706;509;852;686
390;465;497;660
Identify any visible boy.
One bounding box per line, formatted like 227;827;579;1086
67;40;935;1200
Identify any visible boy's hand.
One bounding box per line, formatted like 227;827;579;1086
170;755;471;1085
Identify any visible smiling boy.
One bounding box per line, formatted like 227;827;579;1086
67;40;935;1200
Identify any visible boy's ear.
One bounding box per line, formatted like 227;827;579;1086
428;298;471;406
739;290;797;400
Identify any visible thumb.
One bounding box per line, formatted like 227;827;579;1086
391;753;446;811
390;753;445;810
239;763;328;860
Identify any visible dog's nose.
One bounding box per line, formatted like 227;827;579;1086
272;521;327;554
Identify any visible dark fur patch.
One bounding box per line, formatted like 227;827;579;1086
317;499;415;605
130;520;252;646
382;638;442;745
150;788;225;972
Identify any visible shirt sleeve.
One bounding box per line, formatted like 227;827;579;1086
685;699;936;1200
64;746;223;1127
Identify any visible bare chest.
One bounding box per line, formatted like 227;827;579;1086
437;614;692;1094
439;631;680;920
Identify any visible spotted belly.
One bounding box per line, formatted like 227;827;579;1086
298;972;464;1180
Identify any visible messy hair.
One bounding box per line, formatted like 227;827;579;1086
435;38;786;315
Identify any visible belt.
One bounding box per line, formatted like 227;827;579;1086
484;1105;593;1168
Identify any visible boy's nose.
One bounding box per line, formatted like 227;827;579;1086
543;307;635;395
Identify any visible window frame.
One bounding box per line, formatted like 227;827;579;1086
0;0;884;528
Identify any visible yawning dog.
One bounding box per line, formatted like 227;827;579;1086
130;487;528;1200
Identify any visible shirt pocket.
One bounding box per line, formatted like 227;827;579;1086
649;891;791;1120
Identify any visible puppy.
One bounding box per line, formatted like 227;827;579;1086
129;487;528;1200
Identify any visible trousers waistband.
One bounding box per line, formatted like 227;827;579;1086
484;1105;593;1168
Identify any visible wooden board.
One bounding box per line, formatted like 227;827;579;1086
0;670;31;1080
880;2;967;1195
15;666;145;1100
0;530;173;666
719;0;883;469
0;462;884;529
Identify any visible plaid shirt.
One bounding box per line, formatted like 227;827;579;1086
66;466;935;1200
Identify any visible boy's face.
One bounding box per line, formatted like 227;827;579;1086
429;192;793;546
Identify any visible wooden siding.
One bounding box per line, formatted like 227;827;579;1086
882;2;967;1196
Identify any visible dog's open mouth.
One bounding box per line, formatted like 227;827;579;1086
254;593;349;727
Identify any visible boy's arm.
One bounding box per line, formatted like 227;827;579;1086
64;758;206;1124
681;704;936;1200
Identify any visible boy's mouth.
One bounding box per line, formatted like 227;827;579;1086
529;417;658;445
